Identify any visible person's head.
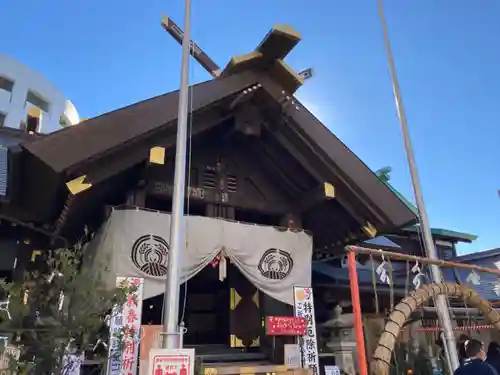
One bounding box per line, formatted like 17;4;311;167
487;342;500;358
459;334;471;343
459;335;471;355
465;339;486;360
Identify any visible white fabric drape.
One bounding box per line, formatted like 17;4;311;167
87;209;312;305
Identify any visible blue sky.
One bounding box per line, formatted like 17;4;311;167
1;1;498;254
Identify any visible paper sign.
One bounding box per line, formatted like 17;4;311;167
284;344;301;369
325;366;340;375
147;348;195;375
266;316;307;336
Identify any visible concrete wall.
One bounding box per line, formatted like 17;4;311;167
0;54;79;133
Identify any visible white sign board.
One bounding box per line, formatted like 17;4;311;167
325;366;341;375
107;277;144;375
147;348;195;375
294;286;319;375
284;344;301;369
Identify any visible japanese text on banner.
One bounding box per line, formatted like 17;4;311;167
294;286;319;375
107;277;144;375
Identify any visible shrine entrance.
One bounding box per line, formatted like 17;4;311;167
182;263;230;346
181;261;263;352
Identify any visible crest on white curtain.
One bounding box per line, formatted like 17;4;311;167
411;261;425;289
466;270;481;286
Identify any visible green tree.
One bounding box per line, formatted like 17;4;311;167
0;246;135;375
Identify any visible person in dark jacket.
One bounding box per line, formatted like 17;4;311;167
458;335;472;365
486;342;500;374
454;339;499;375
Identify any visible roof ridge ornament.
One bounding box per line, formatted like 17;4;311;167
160;14;314;93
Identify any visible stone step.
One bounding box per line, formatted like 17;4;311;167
203;364;311;375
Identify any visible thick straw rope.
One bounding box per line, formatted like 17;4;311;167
371;283;500;375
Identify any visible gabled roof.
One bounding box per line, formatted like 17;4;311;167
6;23;417;242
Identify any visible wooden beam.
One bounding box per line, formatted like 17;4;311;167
0;212;67;245
262;120;381;227
161;14;221;78
272;128;367;224
298;182;335;212
147;180;290;215
246;135;313;196
68;109;231;189
51;195;75;242
347;245;500;276
257;82;389;225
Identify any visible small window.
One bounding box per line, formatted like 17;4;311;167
25;108;41;133
0;112;5;127
59;115;68;127
25;90;50;113
0;77;14;103
0;76;14;93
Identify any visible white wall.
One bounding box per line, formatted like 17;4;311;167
0;54;79;133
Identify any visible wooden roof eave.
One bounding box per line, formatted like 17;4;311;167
22;71;263;176
256;74;416;233
253;90;388;237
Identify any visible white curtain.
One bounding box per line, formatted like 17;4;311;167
87;209;312;305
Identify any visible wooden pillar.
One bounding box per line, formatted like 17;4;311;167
261;213;302;363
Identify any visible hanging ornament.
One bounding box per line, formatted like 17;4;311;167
466;270;481;286
210;248;228;281
494;281;500;296
411;261;425;289
0;296;11;320
376;261;390;284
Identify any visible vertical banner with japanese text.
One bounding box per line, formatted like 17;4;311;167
294;286;319;375
107;277;144;375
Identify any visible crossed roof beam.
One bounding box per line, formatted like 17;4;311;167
161;15;313;94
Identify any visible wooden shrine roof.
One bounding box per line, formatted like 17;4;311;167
4;23;417;244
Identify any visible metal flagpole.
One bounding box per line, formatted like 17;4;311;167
162;0;192;349
376;0;460;370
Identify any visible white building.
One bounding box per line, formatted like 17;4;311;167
0;54;79;133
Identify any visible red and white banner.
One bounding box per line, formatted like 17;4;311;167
147;348;195;375
107;277;144;375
